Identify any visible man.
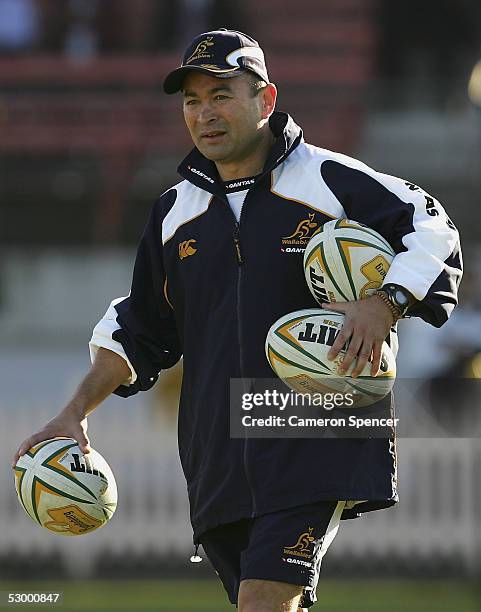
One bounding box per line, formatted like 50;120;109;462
13;29;461;611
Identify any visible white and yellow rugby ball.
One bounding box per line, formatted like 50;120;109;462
265;309;396;407
303;219;395;305
13;438;117;536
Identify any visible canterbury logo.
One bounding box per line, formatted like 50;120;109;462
283;213;318;240
185;37;214;64
179;239;197;260
284;527;315;553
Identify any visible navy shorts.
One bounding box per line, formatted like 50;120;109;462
199;500;346;608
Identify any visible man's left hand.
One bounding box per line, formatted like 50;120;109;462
322;296;394;377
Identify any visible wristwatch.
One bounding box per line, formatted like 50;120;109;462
374;284;415;321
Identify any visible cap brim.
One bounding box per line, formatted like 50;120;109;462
163;65;241;94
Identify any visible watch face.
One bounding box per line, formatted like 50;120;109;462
394;290;409;308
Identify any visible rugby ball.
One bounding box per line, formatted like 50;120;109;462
13;438;117;536
303;219;395;304
265;309;396;407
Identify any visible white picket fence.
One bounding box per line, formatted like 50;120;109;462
1;349;480;577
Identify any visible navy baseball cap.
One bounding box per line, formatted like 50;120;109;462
163;28;270;94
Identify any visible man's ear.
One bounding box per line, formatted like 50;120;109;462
261;83;277;119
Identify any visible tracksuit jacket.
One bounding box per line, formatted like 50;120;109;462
90;112;462;541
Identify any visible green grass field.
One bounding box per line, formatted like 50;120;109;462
0;579;479;611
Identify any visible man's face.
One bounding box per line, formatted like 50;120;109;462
182;71;269;167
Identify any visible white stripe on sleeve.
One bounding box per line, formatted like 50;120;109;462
89;296;137;385
371;172;460;300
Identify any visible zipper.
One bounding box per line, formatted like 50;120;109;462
234;220;245;381
230;199;245;384
233;223;243;265
229;193;257;516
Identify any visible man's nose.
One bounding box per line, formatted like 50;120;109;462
198;101;217;123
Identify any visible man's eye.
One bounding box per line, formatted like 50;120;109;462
215;95;229;100
185;99;198;105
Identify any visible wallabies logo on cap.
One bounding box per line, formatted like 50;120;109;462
185;37;215;64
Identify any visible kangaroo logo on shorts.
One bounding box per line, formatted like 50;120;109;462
283;526;315;559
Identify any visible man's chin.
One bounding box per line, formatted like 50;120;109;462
197;147;230;163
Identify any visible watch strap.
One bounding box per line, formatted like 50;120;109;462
374;290;402;323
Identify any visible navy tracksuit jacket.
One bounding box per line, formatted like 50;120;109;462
90;112;462;540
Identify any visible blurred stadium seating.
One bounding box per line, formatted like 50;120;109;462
0;0;377;243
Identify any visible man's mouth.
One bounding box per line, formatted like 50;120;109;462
200;131;226;140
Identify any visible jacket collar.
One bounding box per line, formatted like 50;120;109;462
177;111;303;197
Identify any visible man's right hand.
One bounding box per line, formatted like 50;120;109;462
12;406;91;468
